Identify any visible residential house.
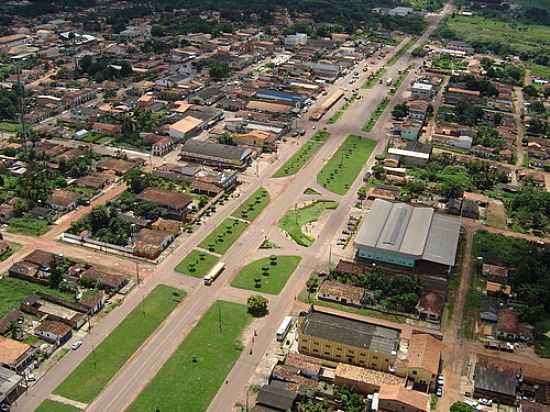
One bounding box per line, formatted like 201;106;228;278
96;158;143;175
0;336;35;373
416;290;445;323
232;130;277;151
335;363;405;394
378;384;429;412
134;228;174;260
91;122;121;136
408;100;430;122
482;264;509;285
255;383;297;411
474;357;518;406
317;281;365;307
387;144;431;166
80;267;127;292
447;198;479;219
395;333;442;390
486;282;512;299
188;86;224;106
47;189;80;212
169;116;203;140
34;320;72;346
136;187;193;220
151;218;182;235
496;309;533;342
480;299;499;323
398;121;422;141
445;87;483;105
298;307;400;371
75;173;113;190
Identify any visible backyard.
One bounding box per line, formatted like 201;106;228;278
362;97;390;132
231;255;301;294
127;300;251;412
273;131;331;178
231;187;270;222
279;200;338;247
317;135;377;195
175;249;220;278
52;285;184;404
198;217;249;255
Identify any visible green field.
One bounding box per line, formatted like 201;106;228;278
362;67;386;89
362;97;390;132
273;131;331;177
127;301;251;412
35;400;81;412
527;62;550;80
199;218;249;255
52;285;184;403
0;122;19;133
231;255;301;294
175;249;220;278
317;135;377;195
0;242;20;262
387;37;417;66
279;201;338;247
431;56;468;71
0;277;73;318
231;187;270;222
7;217;50;236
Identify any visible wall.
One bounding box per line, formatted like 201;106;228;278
356;246;416;268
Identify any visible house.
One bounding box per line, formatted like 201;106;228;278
445;87;483;105
96;158;143;175
411;82;434;101
47;189;80;212
480;299;499;323
378;384;429;412
134;228;174;260
317;281;365;307
474;358;518;406
335;363;405;394
232;130;277;151
408;100;430;122
447;198;479;219
151;218;183;235
255;383;297;411
398;121;422;141
482;264;509;284
496;309;533;342
79;291;106;315
91;122;121;136
137;187;193;220
354;199;461;268
153;163;200;184
188;86;224;106
387;144;431;166
395;333;442;390
151;137;176;156
416;290;445;323
486;282;512;299
298;307;400;371
80;267;127;292
0;365;23;405
0;336;35;373
75;173;113;190
285;33;308;48
34;320;72;346
180;140;253;169
169;116;203;140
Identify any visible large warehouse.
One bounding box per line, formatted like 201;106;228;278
354;199;461;269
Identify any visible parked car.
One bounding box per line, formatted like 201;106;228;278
71;340;83;350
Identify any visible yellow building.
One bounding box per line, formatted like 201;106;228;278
298;309;400;371
395;333;442;390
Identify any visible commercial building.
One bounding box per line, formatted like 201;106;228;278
411;83;434;101
395;333;442;390
354;199;461;269
335;363;405;394
298;307;400;371
180;140;253;169
169;116;203;140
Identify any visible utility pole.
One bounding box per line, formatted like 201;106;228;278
217;301;223;333
135;261;140;285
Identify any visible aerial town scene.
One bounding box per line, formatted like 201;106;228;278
0;0;549;411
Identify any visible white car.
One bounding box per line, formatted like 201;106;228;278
437;376;445;385
71;340;83;350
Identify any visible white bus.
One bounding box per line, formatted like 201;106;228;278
203;262;225;285
276;316;293;342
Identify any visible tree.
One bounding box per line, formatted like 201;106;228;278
522;84;539;98
392;102;408;119
130;176;146;194
450;401;474;412
208;63;230;80
247;295;268;317
49;257;64;289
90;206;110;233
306;276;320;300
151;25;164;37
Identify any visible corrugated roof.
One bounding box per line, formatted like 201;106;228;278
422;214;461;266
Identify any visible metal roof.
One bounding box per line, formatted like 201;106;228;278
423;214;461;266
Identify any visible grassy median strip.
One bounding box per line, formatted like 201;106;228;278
175;249;220;278
231;187;270;222
362;97;390;132
317;135;377;195
35;400;81;412
198;217;249;255
386;37;417;66
127;300;251;412
52;285;184;404
327;95;356;124
389;65;413;95
279;200;338;247
362;67;386;89
273;131;330;177
231;255;301;294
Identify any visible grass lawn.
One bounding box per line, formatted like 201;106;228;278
97;136;114;145
231;255;301;294
387;37;417;66
0;242;21;262
304;187;320;195
390;65;413;95
175;249;219;278
279;200;338;247
362;97;390;132
35;400;81;412
53;285;184;403
231;187;270;222
298;287;406;324
362;67;386;89
273;131;331;177
199;218;249;255
431;56;468;71
0;122;19;133
7;217;50;236
127;300;251;412
317;135;376;195
0;277;73;318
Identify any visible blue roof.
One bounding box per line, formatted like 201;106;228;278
256;89;305;103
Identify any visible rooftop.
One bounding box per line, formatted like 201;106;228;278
0;336;32;367
137;187;193;210
378;384;429;411
474;363;518;397
181;140;252;161
336;363;405;386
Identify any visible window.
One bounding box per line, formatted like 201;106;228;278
313;349;319;353
324;351;330;355
360;352;366;356
314;341;319;346
373;356;378;360
412;370;417;375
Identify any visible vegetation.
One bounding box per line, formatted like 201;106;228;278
231;187;270;222
231;255;301;294
328;94;356;124
317;135;376;195
247;295;269;317
35;400;81;412
279;201;338;247
199;218;249;255
387;37;417;66
273;131;330;178
0;242;20;262
175;250;219;278
7;217;49;236
53;286;184;403
431;55;468;71
451;401;474;412
363;97;390;132
127;301;251;412
362;67;386;89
